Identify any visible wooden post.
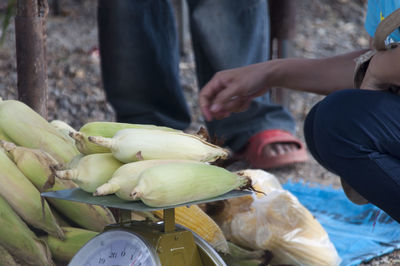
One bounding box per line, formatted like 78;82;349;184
269;0;296;108
171;0;189;56
15;0;49;118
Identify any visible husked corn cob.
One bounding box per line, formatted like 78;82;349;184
89;128;229;163
56;153;123;193
211;189;341;266
263;192;340;265
131;162;249;207
0;147;64;238
42;227;99;262
0;99;79;165
2;142;115;231
0;195;54;266
70;121;180;154
94;159;198;200
152;205;229;253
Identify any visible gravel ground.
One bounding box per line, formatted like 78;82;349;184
0;0;399;264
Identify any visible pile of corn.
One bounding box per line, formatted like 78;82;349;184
0;100;116;265
0;99;340;265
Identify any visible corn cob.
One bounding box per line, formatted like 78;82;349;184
42;227;99;262
56;153;123;193
212;189;341;266
0;126;12;142
89;128;229;163
264;191;342;266
50;119;77;134
67;153;84;169
2;143;115;231
70;121;180;155
51;209;72;227
0;245;19;266
0;195;54;266
152;205;229;253
50;120;77;145
235;169;282;200
0;147;64;238
0;99;79;165
131;162;249;207
94;159;198;200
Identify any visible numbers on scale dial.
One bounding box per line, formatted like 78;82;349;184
76;230;158;266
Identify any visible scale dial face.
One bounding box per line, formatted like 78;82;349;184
69;229;160;266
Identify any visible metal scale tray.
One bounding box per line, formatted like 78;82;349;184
41;188;253;211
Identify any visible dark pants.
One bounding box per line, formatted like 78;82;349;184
97;0;295;152
304;89;400;222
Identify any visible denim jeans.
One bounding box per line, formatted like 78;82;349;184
304;89;400;223
98;0;295;151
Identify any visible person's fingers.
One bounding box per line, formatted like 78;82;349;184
235;99;252;113
210;83;245;110
215;95;250;115
215;111;231;120
199;75;229;121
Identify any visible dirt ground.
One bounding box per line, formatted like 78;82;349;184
0;0;399;265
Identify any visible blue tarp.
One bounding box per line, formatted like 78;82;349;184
283;181;400;266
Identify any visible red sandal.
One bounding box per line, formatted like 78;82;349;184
239;129;308;169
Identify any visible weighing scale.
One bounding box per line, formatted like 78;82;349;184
42;188;252;266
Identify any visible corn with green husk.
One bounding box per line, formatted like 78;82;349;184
42;227;99;262
88;128;229;163
56;153;123;193
0;195;54;266
50;120;77;145
67;153;84;169
94;159;199;200
70;121;180;155
50;119;77;134
0;99;79;165
51;209;72;227
0;142;115;231
0;126;12;142
0;245;19;266
0;147;64;238
130;162;249;207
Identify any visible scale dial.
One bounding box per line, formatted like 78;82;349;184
69;229;161;266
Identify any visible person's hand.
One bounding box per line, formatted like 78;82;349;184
199;62;271;121
360;54;387;91
361;46;400;91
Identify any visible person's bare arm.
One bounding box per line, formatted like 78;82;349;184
199;49;368;121
361;46;400;90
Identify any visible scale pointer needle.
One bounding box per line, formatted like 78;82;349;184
130;252;142;266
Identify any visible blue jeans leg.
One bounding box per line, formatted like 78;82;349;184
304;89;400;222
188;0;296;151
98;0;191;130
